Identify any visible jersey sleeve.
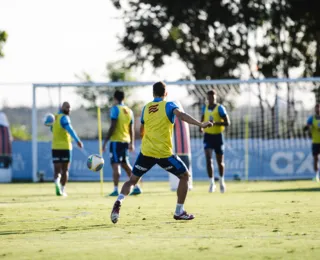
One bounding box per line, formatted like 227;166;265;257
201;105;206;116
60;115;71;127
110;106;120;120
166;102;179;123
307;115;313;125
140;106;146;124
60;115;80;143
218;105;227;117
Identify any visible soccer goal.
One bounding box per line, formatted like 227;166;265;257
31;78;320;183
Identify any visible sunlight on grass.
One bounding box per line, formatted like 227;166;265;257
1;181;320;260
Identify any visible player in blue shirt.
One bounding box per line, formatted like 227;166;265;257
50;102;83;196
200;90;230;193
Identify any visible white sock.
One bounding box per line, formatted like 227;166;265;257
220;176;225;183
210;177;215;184
117;194;125;203
316;171;319;178
134;184;139;188
54;177;60;185
175;203;184;215
61;186;65;193
114;186;118;192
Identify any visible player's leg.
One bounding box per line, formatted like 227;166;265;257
60;162;70;196
158;155;194;220
109;142;122;196
52;149;62;196
120;142;142;195
312;144;319;182
110;153;155;224
58;150;71;196
215;153;226;193
109;163;121;196
53;162;62;196
121;162;142;195
205;148;215;192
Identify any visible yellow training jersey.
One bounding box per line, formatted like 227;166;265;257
110;105;133;143
312;116;320;144
203;104;225;134
141;100;174;158
52;114;72;150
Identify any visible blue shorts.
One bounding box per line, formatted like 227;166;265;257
132;152;188;177
204;133;224;155
312;143;320;156
109;142;129;164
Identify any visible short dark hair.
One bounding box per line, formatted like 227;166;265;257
207;89;216;95
114;90;125;102
153;81;166;97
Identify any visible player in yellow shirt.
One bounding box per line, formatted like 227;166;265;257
110;82;213;224
303;103;320;182
200;90;230;193
102;90;141;196
50;102;83;196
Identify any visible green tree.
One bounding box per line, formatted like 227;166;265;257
0;30;8;57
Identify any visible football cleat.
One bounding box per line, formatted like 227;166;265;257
111;201;121;224
129;186;142;196
109;190;119;197
173;211;195;221
209;183;216;193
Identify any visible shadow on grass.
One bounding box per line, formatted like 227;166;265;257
0;224;114;236
255;187;320;193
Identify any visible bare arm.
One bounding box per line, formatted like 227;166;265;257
129;122;135;151
199;114;205;132
174;109;212;128
214;115;231;126
140;124;145;138
303;124;310;132
102;119;117;152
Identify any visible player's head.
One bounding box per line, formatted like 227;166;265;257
153;81;167;98
61;102;71;115
207;90;217;104
315;104;320;115
114;90;125;104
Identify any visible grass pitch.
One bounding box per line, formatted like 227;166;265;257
1;181;320;260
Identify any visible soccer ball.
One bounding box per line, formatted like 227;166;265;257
87;154;104;172
43;113;55;126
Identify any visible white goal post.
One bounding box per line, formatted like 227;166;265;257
32;77;320;182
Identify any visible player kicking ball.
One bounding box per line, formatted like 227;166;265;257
110;81;213;223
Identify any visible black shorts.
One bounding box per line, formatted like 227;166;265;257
312;143;320;156
52;149;72;163
109;142;129;164
132;152;188;177
203;133;224;155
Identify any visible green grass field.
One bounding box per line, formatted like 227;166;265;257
1;181;320;260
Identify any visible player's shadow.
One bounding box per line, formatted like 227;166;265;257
0;224;114;236
257;187;320;193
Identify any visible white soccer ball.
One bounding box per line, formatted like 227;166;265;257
87;154;105;172
43;113;55;126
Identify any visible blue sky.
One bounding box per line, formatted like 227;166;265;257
0;0;189;107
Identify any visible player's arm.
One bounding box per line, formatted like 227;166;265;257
102;106;119;152
173;109;212;128
129;110;135;152
199;105;205;132
140;106;146;138
303;116;313;132
60;116;83;148
213;105;230;126
102;119;117;152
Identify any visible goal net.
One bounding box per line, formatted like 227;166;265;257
31;78;320;182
